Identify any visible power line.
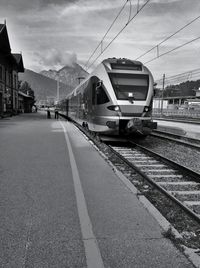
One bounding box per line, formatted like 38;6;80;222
135;14;200;61
156;68;200;83
145;35;200;64
155;68;200;86
84;0;129;69
85;0;151;71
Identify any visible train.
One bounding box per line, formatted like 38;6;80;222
58;58;157;137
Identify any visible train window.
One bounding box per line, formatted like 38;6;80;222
0;65;3;81
111;63;142;71
96;86;109;105
109;73;149;100
92;83;109;105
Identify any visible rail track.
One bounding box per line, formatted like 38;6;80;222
108;141;200;223
150;130;200;150
61;115;200;224
60;117;200;248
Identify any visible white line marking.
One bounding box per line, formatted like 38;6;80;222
169;190;200;195
60;121;104;268
158;181;197;185
184;201;200;206
149;174;183;178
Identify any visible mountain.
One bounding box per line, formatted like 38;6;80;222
19;63;88;102
19;69;72;102
40;63;88;88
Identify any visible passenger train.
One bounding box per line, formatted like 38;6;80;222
58;58;157;137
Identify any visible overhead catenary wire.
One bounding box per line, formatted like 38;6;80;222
84;0;129;69
145;35;200;65
156;68;200;83
135;14;200;61
155;67;200;86
85;0;151;71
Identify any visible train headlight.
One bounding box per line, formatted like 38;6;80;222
107;105;120;112
143;106;152;117
143;106;150;112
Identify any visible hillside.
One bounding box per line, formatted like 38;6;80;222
19;69;72;101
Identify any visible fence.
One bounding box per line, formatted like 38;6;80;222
153;108;200;120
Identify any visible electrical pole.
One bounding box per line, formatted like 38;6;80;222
57;78;59;103
161;73;165;115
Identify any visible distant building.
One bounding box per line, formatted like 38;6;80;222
46;96;56;106
0;23;24;117
36;99;48;107
18;91;34;113
153;93;200;112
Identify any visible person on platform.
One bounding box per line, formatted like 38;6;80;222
55;108;59;119
47;107;51;119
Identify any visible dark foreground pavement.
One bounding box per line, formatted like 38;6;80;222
0;112;195;267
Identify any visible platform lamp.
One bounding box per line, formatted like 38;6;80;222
77;77;85;85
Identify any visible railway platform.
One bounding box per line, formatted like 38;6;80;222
155;119;200;140
0;112;196;267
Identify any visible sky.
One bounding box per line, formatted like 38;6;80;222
0;0;200;82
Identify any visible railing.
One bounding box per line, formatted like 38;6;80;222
153;108;200;120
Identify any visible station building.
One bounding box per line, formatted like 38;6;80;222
18;91;35;113
153;93;200;119
0;23;24;117
153;94;200;111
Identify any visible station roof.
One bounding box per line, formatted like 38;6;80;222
0;24;24;72
18;91;34;98
0;23;11;53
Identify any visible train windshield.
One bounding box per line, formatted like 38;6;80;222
109;73;149;100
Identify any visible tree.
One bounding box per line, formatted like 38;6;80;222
163;80;198;97
19;81;35;99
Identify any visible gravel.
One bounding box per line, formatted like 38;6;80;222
135;136;200;174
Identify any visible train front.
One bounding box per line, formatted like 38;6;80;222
103;58;157;136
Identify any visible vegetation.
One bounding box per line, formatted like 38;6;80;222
18;80;35;99
155;79;200;98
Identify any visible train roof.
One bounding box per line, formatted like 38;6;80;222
102;57;142;65
102;58;143;71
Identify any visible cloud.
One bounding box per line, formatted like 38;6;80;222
60;0;123;16
0;0;78;12
36;49;77;69
1;0;199;77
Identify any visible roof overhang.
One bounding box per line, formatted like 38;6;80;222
18;91;33;98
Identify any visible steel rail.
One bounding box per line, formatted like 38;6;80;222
129;140;200;182
59;115;200;223
150;131;200;150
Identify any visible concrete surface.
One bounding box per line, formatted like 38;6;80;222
0;112;195;267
